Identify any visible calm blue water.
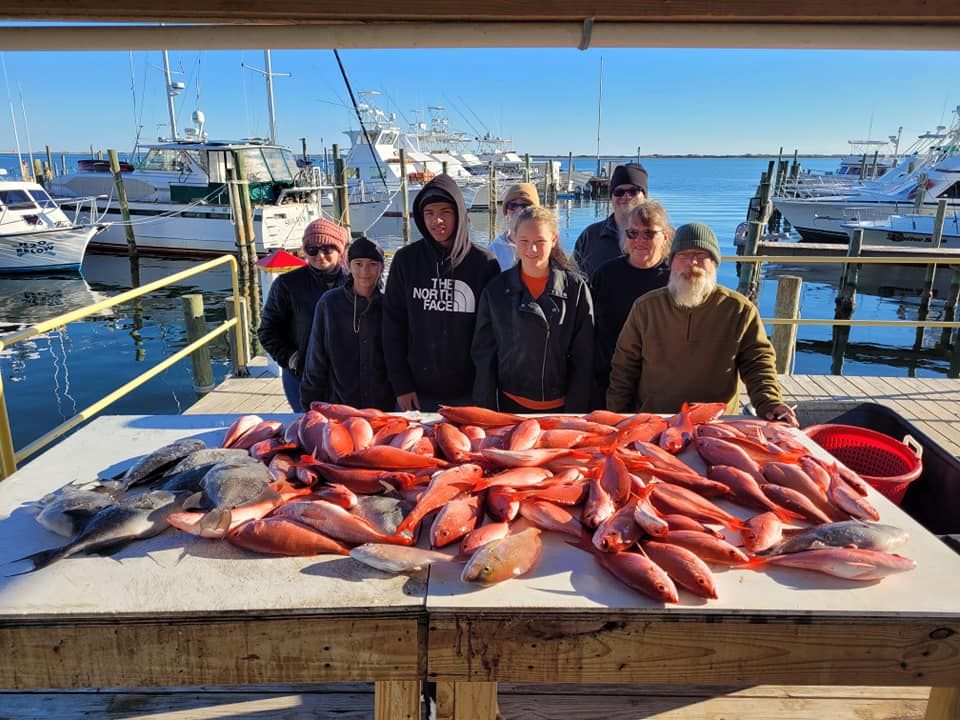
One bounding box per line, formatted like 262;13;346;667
0;153;953;454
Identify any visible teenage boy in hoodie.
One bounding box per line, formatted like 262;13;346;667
383;175;501;411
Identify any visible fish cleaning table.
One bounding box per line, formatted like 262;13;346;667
0;415;424;720
425;438;960;720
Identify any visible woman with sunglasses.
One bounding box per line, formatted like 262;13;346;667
571;162;648;278
472;206;594;413
258;217;348;412
589;201;673;408
490;183;540;271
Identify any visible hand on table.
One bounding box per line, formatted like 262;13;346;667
396;392;421;412
765;403;799;427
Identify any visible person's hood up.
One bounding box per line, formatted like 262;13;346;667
412;174;471;269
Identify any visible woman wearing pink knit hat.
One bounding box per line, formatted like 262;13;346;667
258;217;349;411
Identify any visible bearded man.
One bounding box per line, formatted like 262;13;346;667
606;223;798;426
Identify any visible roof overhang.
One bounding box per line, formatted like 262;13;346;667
0;2;958;51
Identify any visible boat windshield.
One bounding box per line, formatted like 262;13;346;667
240;148;296;183
139;148;194;173
0;189;37;210
27;187;57;209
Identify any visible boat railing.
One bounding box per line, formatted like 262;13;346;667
0;254;248;480
52;194;110;225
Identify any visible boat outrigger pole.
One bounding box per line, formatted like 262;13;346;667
162;49;179;141
333;49;389;193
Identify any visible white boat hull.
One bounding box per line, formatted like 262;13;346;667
0;224;102;273
851;215;960;247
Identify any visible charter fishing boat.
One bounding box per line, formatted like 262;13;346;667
844;212;960;248
46;130;358;257
0;177;105;273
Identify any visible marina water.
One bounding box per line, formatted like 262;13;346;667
0;154;953;452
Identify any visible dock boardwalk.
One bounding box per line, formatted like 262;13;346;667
188;360;960;456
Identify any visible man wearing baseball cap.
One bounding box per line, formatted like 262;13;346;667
572;162;648;277
606;222;797;426
258;217;348;411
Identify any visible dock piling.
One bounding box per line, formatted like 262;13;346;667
831;229;864;374
566;152;574;192
737;221;763;302
108;148;140;286
232;151;262;346
487;162;497;244
399;148;411;245
915;199;947;350
181;294;215;394
772;275;802;374
44;145;53;179
225;297;252;376
524;153;531;184
940;269;960;352
331;144;351;235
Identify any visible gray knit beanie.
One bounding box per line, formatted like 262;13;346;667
669;223;721;265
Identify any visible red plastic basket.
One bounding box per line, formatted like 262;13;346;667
803;423;923;505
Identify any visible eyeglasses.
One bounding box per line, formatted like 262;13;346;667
674;251;713;264
304;245;340;256
612;186;643;198
625;228;664;241
504;201;531;212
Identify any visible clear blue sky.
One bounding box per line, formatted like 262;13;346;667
2;47;958;155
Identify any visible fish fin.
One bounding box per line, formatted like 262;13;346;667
739;556;768;571
6;546;65;575
771;506;806;524
181;492;203;510
196;508;233;538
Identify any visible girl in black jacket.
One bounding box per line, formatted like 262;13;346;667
472;206;595;413
299;237;394;411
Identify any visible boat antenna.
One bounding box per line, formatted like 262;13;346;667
162;50;180;141
17;82;35;181
332;49;389;192
0;53;24;180
242;50;291;144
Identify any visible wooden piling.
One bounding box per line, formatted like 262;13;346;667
915;199;947;350
442;161;448;176
232;151;262;344
771;275;802;374
399;147;411;245
107;148;140;286
487;162;497;244
939;269;960;352
225;297;252;376
913;173;928;213
44;145;54;179
831;229;864;375
332;145;351;235
32;158;44;186
566;152;574;192
524;153;531;184
737;220;763;301
181;294;215;394
60;154;67;176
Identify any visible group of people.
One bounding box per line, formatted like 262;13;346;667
258;164;798;427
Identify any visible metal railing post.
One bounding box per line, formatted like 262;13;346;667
0;373;17;479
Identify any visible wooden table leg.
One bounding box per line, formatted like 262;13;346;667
925;687;960;720
436;681;498;720
374;680;421;720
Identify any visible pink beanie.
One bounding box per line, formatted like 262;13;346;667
302;218;349;254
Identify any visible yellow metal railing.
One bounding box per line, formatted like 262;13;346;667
0;254;249;479
727;254;960;331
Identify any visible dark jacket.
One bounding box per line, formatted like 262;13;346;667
590;256;670;394
382;174;501;405
299;279;394;411
472;264;595;413
572;214;621;278
257;264;347;377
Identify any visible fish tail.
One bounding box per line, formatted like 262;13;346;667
170;508;233;538
6;547;65;575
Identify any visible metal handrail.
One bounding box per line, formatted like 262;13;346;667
725;253;960;330
0;254;248;479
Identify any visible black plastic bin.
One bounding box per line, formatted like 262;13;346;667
825;403;960;535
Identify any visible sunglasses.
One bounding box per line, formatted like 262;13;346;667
612;186;642;198
625;228;663;241
504;201;531;212
304;245;340;256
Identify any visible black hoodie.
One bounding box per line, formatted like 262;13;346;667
382;174;501;407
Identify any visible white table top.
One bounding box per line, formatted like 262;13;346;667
427;427;960;618
0;415;425;620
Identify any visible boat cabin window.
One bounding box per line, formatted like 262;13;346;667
0;189;37;210
261;148;296;182
139;148;192;173
27;187;57;209
240;149;273;182
937;181;960;200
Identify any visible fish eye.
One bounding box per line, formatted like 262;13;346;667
482;565;492;575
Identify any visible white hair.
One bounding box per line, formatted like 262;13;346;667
668;269;717;308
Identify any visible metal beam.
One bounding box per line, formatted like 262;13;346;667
1;22;959;51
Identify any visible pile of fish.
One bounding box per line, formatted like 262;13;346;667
11;402;916;603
